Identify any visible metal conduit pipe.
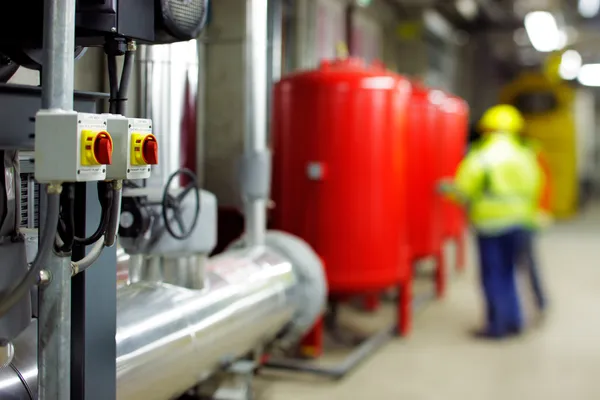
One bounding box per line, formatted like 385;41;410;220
0;231;327;400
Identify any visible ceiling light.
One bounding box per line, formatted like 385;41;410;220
524;11;562;52
579;0;600;18
578;64;600;86
559;50;582;80
455;0;478;20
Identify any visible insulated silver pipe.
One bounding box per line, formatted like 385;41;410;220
245;0;269;155
243;0;270;247
137;41;199;190
116;246;297;400
2;233;327;400
38;0;76;399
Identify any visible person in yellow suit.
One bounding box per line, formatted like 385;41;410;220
439;105;542;339
519;137;552;313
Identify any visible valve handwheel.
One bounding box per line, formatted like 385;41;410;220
161;168;201;240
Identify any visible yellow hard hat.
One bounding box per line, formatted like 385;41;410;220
478;104;525;134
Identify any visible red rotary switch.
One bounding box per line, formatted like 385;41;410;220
94;133;113;165
142;136;158;165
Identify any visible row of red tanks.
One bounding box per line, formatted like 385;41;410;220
270;58;469;351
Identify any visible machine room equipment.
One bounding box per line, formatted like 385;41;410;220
0;0;327;399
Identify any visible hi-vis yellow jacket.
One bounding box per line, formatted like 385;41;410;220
449;132;542;234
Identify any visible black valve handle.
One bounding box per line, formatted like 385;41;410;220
161;168;201;240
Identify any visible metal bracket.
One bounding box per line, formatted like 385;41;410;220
196;360;256;400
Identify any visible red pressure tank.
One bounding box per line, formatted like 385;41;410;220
440;95;469;266
272;58;412;294
406;85;444;263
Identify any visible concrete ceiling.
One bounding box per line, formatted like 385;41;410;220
384;0;600;66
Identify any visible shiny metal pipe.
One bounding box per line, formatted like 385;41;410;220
160;254;207;289
137;40;199;190
38;255;71;400
3;233;326;400
245;0;269;154
38;0;76;398
243;0;270;247
121;253;208;290
116;246;298;400
0;320;38;399
114;233;325;400
116;248;131;288
41;0;75;110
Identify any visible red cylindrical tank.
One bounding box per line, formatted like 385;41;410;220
272;58;412;293
440;95;469;238
405;85;444;261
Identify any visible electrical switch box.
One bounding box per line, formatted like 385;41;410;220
34;110;113;183
105;115;156;180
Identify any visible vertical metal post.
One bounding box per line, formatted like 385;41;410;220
41;0;76;110
38;0;76;399
243;0;270;247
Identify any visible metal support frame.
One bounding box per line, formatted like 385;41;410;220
38;0;76;399
261;287;437;380
196;360;257;400
71;183;117;400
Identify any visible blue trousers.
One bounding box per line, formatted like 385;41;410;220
477;229;524;337
518;230;547;311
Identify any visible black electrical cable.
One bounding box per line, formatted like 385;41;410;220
104;182;122;247
0;190;60;318
117;49;135;115
73;182;112;246
56;183;75;252
107;52;119;114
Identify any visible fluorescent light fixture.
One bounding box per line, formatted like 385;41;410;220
558;30;568;49
579;0;600;18
559;50;582;80
524;11;562;52
578;64;600;86
455;0;478;20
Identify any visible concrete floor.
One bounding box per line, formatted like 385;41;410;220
256;206;600;400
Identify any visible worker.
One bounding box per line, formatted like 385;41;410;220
439;105;542;339
519;136;552;313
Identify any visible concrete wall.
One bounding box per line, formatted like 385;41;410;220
199;0;483;207
203;0;248;207
456;34;502;122
315;0;346;61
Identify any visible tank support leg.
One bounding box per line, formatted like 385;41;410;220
299;316;324;359
363;293;380;312
262;326;394;380
456;233;466;272
435;249;446;298
397;278;413;336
